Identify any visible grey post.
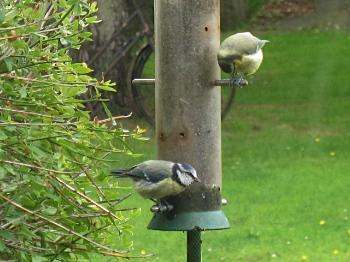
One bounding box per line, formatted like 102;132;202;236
155;0;221;193
155;0;223;261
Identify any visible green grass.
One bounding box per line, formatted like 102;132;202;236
108;30;350;261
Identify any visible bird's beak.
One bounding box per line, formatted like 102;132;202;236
194;176;201;183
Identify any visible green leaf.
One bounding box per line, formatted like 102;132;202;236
20;195;36;209
72;2;82;15
18;226;36;238
4;58;13;71
135;137;151;141
59;37;69;46
42;206;58;216
61;86;86;97
32;255;49;262
79;31;92;39
19;87;27;97
12;40;28;51
95;84;116;92
86;16;98;24
0;166;6;179
29;144;47;159
1;182;17;193
0;230;15;241
72;63;92;74
0;10;5;25
102;101;113;120
0;130;8;140
59;0;69;9
0;239;5;252
3;9;16;24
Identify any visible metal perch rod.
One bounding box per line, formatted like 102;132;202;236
132;78;233;86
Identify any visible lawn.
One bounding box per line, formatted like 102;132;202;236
108;30;350;261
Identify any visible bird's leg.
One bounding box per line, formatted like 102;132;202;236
229;74;248;88
159;199;174;212
229;66;248;87
150;199;174;213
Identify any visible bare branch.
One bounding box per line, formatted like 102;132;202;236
2;74;99;87
97;193;133;205
0;160;79;174
40;3;54;30
52;176;122;221
75;162;107;202
1;209;41;229
0;122;78;127
0;107;65;119
0;27;61;41
0;194;129;256
95;112;133;125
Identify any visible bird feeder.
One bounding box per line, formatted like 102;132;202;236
134;0;229;260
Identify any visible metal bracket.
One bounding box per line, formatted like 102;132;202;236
221;198;228;206
132;78;242;87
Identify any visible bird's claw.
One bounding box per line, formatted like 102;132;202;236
230;76;248;88
150;202;174;213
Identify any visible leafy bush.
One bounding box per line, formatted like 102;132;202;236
0;1;145;260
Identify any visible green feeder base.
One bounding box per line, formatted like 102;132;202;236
148;210;230;231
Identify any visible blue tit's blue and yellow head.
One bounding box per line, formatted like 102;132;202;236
172;162;199;186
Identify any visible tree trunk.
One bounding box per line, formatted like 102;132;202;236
78;0;153;118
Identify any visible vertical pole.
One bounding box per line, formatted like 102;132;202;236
187;231;202;262
154;0;221;260
155;0;221;206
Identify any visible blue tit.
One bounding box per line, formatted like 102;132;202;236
110;160;199;200
217;32;269;87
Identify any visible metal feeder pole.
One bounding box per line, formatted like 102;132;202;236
154;1;225;261
187;230;202;262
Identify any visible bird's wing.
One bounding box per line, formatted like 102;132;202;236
111;160;174;182
129;167;168;183
220;32;263;57
130;160;174;183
